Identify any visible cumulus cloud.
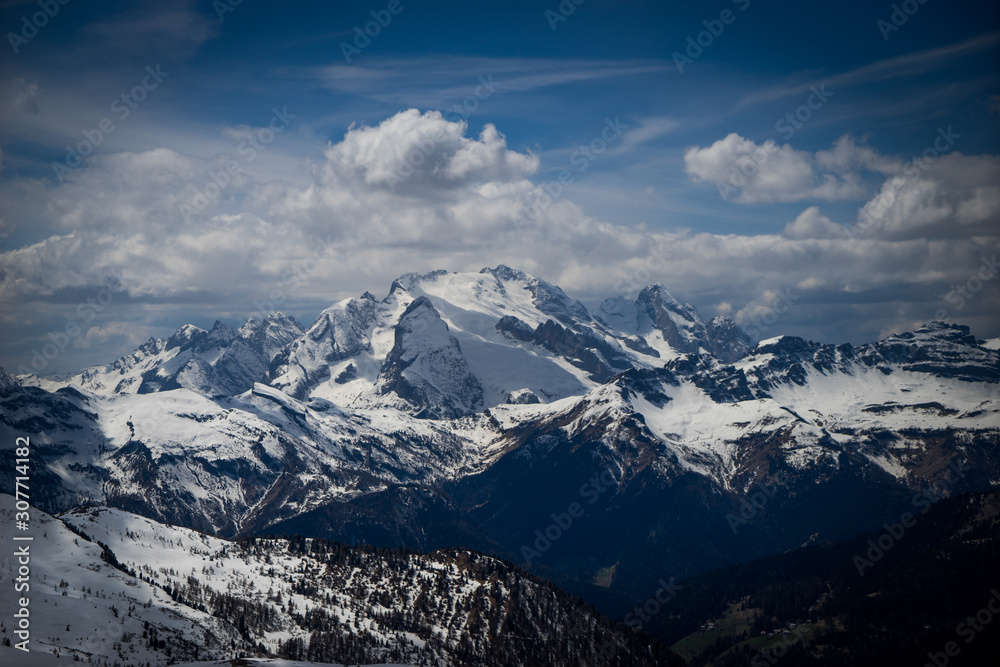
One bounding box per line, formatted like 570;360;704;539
684;133;896;204
855;152;1000;239
322;109;539;192
0;111;545;304
815;135;903;176
783;206;847;240
1;148;211;241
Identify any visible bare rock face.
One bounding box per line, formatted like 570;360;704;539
377;296;484;419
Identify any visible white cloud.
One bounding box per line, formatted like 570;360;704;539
322;109;538;192
855;153;1000;239
783;206;847;240
614;117;679;155
1;111;998;374
815;135;903;176
684;133;891;204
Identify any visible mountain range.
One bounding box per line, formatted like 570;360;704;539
2;265;998;664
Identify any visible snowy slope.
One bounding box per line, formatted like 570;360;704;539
22;267;753;418
271;267;707;413
29;314;303;398
0;496;672;666
470;320;1000;492
0;377;501;536
0;496;239;666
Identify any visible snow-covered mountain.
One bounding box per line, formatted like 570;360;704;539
595;284;751;363
266;266;752;415
2;266;999;661
33;313;303;398
0;496;678;666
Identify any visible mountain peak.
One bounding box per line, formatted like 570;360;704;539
377;295;483;418
0;366;18;393
165;323;206;350
636;285;706;354
402;293;435;316
706;315;753;363
637;284;689;314
389;269;451;297
481;264;530;282
903;321;978;345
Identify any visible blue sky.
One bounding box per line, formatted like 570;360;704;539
1;0;999;374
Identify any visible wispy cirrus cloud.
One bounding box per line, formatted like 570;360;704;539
312;56;672;106
76;0;218;59
735;31;1000;110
